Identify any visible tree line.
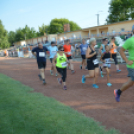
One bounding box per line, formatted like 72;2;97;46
0;18;81;49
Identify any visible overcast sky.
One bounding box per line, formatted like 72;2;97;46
0;0;110;32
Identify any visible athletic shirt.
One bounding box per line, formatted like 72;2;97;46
101;44;106;53
88;46;97;60
63;44;71;57
110;43;117;54
102;52;111;64
56;53;67;68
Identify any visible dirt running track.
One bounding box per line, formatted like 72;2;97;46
0;57;134;134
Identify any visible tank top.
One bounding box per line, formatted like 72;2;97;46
56;53;67;68
103;52;111;64
110;43;117;54
88;46;99;65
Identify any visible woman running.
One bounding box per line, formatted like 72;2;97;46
100;45;112;87
53;46;68;90
81;38;99;88
109;37;121;72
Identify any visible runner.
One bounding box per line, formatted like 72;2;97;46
109;37;121;73
100;45;112;87
79;39;88;70
32;42;48;85
99;38;108;77
63;39;75;74
53;46;68;90
48;41;58;76
114;26;134;102
81;38;99;88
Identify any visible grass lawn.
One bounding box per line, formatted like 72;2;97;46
0;73;120;134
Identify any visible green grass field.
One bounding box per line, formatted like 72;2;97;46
0;73;120;134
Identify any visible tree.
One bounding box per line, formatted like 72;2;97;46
48;18;81;34
106;0;134;24
0;20;10;49
8;31;16;45
39;24;50;36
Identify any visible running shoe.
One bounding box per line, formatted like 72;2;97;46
82;75;86;83
50;70;53;75
92;84;99;88
71;70;76;74
80;65;82;70
43;79;46;85
107;83;112;87
101;71;104;78
57;78;62;85
114;89;120;102
55;73;58;77
38;74;42;81
63;85;67;90
117;70;121;73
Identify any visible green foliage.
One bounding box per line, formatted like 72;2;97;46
0;73;120;134
106;0;134;24
49;18;81;34
0;20;10;49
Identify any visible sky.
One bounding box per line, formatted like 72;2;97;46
0;0;110;32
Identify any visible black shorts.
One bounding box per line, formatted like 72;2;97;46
67;56;72;60
112;54;118;65
81;55;86;60
37;61;46;69
50;58;53;63
87;59;99;70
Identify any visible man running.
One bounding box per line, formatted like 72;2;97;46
79;39;88;70
63;39;75;74
48;41;58;76
32;42;48;84
114;26;134;102
109;37;121;73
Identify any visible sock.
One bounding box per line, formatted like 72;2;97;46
117;89;122;95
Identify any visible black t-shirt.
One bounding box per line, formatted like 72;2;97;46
32;46;48;62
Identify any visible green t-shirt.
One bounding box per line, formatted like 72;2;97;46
122;36;134;69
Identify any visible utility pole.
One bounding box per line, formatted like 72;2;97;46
96;14;99;26
96;11;103;26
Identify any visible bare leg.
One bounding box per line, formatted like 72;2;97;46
116;65;119;70
85;70;94;78
94;68;99;84
120;78;134;92
105;68;110;83
40;69;45;79
70;59;74;70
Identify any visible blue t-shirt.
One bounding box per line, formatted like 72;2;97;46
48;46;58;58
32;46;48;62
101;44;106;53
79;44;88;55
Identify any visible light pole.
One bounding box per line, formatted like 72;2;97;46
96;11;103;26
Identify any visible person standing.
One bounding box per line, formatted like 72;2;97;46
63;39;75;74
79;39;88;70
109;37;121;73
81;38;99;88
48;41;58;76
32;42;48;84
53;46;68;90
114;26;134;102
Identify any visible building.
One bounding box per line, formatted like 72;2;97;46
14;19;134;46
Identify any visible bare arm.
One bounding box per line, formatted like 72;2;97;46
32;52;36;57
99;46;103;54
100;53;105;63
86;46;96;59
52;54;57;66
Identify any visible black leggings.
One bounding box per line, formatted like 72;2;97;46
112;54;118;65
56;67;67;82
